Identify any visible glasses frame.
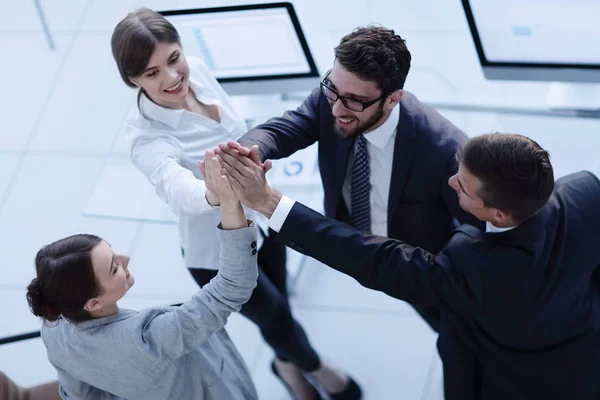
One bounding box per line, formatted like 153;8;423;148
319;70;388;112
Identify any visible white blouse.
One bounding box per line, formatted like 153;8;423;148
126;56;266;270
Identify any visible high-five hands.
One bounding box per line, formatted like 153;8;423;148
214;141;282;218
198;153;220;207
200;150;247;229
199;150;237;206
225;143;273;172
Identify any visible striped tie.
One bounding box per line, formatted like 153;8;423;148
351;134;371;233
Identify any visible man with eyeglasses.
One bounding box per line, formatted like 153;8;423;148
239;25;481;332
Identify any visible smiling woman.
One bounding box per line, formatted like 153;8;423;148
107;7;358;400
25;158;261;399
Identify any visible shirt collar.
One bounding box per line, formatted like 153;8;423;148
485;221;518;233
363;104;400;149
138;75;206;129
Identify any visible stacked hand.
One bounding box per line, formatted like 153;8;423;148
199;150;237;205
200;142;281;218
200;150;248;230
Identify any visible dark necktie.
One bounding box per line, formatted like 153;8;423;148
351;134;371;233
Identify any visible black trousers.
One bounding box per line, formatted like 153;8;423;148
187;229;321;372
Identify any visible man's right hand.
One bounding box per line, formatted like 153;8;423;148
216;143;282;218
227;142;273;172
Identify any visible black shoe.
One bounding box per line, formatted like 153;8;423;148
328;377;362;400
271;360;323;400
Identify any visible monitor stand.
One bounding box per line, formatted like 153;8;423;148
546;82;600;111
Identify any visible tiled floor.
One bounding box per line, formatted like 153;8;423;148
0;1;598;399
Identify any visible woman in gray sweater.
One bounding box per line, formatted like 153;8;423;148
26;152;259;399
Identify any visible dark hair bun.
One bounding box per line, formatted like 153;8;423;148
26;278;60;322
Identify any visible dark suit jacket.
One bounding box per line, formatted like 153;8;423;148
276;171;600;399
240;89;481;254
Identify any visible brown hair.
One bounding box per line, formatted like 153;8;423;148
457;133;555;223
111;8;181;107
26;234;103;322
334;25;411;94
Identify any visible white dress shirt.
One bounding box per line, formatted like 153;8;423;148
271;159;600;238
341;105;400;236
126;56;266;270
485;221;517;233
270;197;514;237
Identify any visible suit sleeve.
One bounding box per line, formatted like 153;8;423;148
238;88;322;161
278;202;484;315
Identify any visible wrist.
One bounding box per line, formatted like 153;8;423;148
205;192;220;206
220;199;241;212
258;189;282;218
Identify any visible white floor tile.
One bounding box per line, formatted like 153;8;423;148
0;154;21;200
28;34;135;153
81;0;182;33
0;0;87;33
84;156;177;223
125;222;197;299
0;338;57;387
0;155;139;287
225;312;265;373
110;103;138;155
0;289;44;339
0;35;71;151
252;307;438;400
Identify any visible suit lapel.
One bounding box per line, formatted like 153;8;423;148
330;135;355;213
387;101;416;230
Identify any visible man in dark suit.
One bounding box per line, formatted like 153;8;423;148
214;133;600;399
239;26;480;332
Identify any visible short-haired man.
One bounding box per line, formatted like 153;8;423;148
216;133;600;399
239;25;481;334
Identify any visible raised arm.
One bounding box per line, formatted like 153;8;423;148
214;143;484;316
237;88;323;161
130;135;218;216
134;154;257;360
277;202;483;315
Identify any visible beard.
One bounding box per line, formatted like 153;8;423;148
333;102;385;139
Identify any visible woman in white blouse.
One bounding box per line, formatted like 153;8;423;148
110;8;360;400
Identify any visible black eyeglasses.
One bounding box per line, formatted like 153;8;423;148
320;70;388;112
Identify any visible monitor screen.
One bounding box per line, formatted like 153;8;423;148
160;3;319;83
463;0;600;67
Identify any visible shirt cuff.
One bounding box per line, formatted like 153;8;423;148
268;195;296;233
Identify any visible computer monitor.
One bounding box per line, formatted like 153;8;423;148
462;0;600;110
159;3;320;96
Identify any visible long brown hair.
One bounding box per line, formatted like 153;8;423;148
111;8;181;110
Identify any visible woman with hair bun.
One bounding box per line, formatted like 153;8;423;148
26;154;259;400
